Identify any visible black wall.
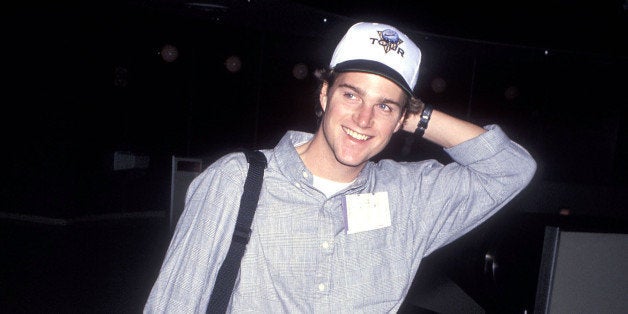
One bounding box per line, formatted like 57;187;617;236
4;1;628;221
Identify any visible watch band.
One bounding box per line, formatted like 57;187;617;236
414;105;433;137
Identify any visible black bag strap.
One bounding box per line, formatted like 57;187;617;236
206;149;267;314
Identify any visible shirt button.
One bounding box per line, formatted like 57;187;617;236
294;182;301;188
318;283;325;291
321;241;329;249
302;171;309;178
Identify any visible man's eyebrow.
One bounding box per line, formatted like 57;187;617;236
337;82;363;95
337;83;402;108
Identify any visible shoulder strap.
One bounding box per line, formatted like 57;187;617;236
206;149;267;314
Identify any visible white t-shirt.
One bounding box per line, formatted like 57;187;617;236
312;175;354;198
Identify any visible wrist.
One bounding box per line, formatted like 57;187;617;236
414;105;433;137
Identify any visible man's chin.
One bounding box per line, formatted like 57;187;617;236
336;154;370;168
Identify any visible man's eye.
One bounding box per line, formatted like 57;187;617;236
377;103;392;112
343;92;356;100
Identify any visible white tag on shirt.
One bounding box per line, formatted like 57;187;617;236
344;192;391;234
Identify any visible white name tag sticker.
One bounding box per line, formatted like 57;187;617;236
344;192;391;234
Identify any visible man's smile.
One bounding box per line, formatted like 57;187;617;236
342;126;371;141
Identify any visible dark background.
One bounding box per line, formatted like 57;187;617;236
2;0;627;312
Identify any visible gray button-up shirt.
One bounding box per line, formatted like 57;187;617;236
145;125;536;313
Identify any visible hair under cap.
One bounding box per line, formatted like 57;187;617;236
329;22;422;95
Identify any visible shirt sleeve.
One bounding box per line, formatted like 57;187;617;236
144;153;248;314
415;124;537;256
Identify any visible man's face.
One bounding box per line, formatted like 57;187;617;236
319;71;405;168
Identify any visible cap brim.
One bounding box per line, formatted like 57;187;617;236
333;60;413;96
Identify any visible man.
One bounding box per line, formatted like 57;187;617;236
145;22;536;313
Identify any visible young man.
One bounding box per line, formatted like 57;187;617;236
145;22;536;313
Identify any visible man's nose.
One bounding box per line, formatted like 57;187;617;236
354;104;374;128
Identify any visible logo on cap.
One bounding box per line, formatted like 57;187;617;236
371;29;405;56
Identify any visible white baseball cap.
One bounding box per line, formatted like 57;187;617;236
330;22;422;95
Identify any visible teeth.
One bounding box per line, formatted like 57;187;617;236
343;127;370;140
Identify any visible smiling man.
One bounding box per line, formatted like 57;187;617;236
145;22;537;313
298;72;407;181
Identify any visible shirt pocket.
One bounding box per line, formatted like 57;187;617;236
341;227;410;302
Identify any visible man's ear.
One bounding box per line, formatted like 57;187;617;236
319;81;329;112
393;109;407;133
